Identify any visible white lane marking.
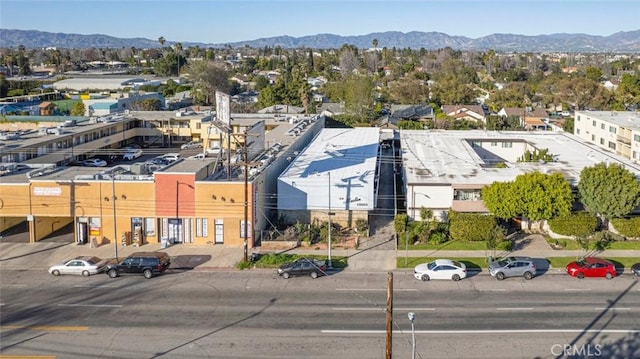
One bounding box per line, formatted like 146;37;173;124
321;329;640;334
594;307;631;311
484;289;506;292
564;288;592;291
496;307;534;311
3;284;27;287
336;288;417;292
332;307;435;311
0;303;5;306
58;304;122;308
73;285;117;288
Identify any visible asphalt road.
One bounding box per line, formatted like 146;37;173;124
1;270;638;359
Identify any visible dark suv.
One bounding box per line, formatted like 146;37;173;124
105;252;171;279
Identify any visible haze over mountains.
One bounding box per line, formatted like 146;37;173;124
1;29;639;52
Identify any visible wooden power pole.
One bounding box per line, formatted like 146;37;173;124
386;271;393;359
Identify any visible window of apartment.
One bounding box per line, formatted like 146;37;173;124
453;189;482;201
601;123;605;130
591;134;595;141
609;126;617;134
577;115;581;122
491;142;497;147
592;120;596;127
608;141;616;150
501;142;513;148
634;134;640;143
633;151;639;160
576;129;580;135
600;138;605;145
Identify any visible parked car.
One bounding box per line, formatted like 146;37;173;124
81;158;108;167
105;252;171;279
488;256;537;280
181;141;203;150
277;257;326;279
188;153;209;160
160;153;180;162
48;256;109;276
414;259;467;281
566;257;617;279
631;263;640;278
123;148;143;160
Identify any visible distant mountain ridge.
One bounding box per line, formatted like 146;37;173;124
1;29;639;52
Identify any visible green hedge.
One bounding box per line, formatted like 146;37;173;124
610;217;640;238
547;212;597;237
449;212;497;242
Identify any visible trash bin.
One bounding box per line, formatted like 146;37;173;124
161;237;170;249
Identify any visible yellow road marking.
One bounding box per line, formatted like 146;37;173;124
1;325;88;331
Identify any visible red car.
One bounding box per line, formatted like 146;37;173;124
566;257;617;279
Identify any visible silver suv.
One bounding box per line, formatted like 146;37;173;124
488;256;536;280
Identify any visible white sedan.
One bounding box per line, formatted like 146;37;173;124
82;158;107;167
413;259;467;281
48;256;109;277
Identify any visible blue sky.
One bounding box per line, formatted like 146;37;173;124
1;0;638;44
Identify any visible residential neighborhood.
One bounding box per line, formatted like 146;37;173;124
1;22;640;359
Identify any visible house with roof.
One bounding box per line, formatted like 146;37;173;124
39;101;56;116
441;105;487;123
390;104;434;122
317;102;346;117
498;107;549;130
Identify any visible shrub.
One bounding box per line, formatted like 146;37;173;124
449;212;497;242
547;212;597;237
610;217;640;238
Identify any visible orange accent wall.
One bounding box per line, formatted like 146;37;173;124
155;174;196;217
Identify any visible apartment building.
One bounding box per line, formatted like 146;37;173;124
573;111;640;163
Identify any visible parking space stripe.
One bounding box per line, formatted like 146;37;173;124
496;307;534;311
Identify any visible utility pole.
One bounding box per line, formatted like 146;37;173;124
111;175;118;261
385;271;393;359
243;134;249;262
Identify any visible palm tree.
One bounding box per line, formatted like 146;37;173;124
372;38;378;49
158;36;166;47
175;42;183;77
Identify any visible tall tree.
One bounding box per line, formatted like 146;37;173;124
578;162;640;220
482;172;573;221
158;36;166;47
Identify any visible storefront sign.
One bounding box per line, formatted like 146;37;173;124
33;187;62;196
90;226;101;236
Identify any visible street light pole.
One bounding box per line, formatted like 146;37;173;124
111;175;119;261
408;312;416;359
327;171;332;269
175;180;179;243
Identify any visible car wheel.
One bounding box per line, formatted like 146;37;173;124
452;274;461;281
310;271;318;279
82;270;90;277
51;270;60;276
523;271;533;280
605;272;613;280
143;269;153;279
496;272;506;281
108;269;118;278
577;272;584;279
421;274;430;281
282;272;290;279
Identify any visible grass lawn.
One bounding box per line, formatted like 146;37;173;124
546;237;640;250
397;257;486;270
238;253;347;270
546;257;639;269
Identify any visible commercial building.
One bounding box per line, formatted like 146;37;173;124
0;111;325;249
277;128;379;227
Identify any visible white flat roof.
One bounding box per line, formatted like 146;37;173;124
401;130;640;187
575;110;640;131
278;128;380;211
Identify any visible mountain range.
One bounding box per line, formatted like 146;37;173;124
1;29;639;52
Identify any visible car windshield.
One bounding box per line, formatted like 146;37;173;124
427;261;437;270
451;261;462;268
496;259;510;267
85;257;102;265
575;259;588;267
